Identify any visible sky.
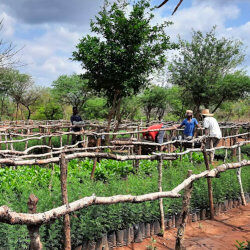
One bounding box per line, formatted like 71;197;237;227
0;0;250;86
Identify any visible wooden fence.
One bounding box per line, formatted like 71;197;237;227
0;122;249;249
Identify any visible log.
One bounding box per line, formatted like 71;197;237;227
175;170;193;250
59;153;71;249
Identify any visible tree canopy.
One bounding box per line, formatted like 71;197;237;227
52;74;90;110
169;27;247;116
73;0;176;131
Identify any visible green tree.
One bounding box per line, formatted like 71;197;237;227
37;101;63;120
211;71;250;113
82;97;108;120
73;0;176;133
164;86;187;119
140;85;169;122
7;70;33;120
169;27;246;116
20;87;41;120
52;74;90;111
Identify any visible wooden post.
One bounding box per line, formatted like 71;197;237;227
66;128;70;145
209;139;213;164
175;170;193;250
5;134;8;150
202;147;214;220
25;129;30;150
158;156;165;237
237;146;247;206
91;137;101;179
59;153;71;249
27;194;43;250
60;135;63;148
9;134;14;151
232;129;238;157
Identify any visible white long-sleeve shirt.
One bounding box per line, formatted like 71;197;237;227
203;117;222;139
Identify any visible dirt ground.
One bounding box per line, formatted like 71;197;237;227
116;204;250;250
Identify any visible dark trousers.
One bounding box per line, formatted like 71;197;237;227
205;137;220;149
72;134;83;148
156;126;166;144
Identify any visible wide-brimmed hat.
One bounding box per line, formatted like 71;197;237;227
185;110;193;115
201;109;214;117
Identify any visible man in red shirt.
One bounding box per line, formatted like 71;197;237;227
142;124;173;143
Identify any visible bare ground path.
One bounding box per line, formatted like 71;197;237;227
117;204;250;250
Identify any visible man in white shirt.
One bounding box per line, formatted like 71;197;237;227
202;109;222;149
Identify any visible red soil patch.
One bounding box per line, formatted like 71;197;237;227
116;204;250;250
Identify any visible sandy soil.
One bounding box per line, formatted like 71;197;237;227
116;204;250;250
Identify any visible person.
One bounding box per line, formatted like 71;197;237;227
173;110;201;140
70;107;84;147
201;109;221;148
142;123;174;144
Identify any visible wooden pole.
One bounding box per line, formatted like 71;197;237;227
157;156;165;237
237;146;247;206
232;129;238;157
90;137;101;179
175;170;193;250
27;194;43;250
59;153;71;249
202;147;214;220
209;139;213;164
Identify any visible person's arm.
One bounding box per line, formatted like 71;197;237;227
194;118;201;128
173;120;185;129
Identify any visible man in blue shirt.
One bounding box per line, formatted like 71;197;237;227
173;110;201;140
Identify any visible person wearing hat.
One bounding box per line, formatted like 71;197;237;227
201;109;222;148
173;110;201;140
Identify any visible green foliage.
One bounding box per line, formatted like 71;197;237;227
37;101;63;120
140;85;169;122
82;97;108;120
120;96;142;121
72;0;176;124
217;98;250;122
140;85;187;122
52;74;90;110
0;154;249;248
235;240;250;250
169;27;246;116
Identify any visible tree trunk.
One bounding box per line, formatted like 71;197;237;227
146;108;151;124
193;104;200;120
16;103;19;121
27;106;31;120
105;90;120;144
212;97;225;113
